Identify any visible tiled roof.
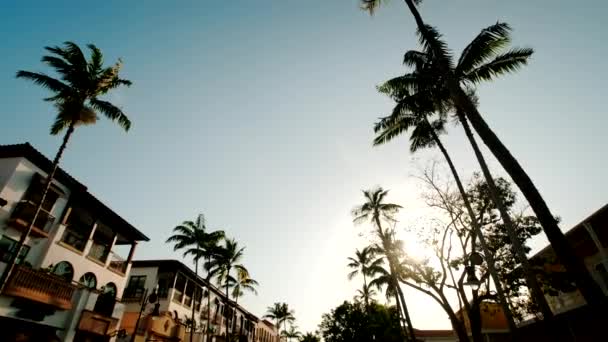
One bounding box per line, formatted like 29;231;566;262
0;142;149;242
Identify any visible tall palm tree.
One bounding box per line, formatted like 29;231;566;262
373;68;516;331
264;303;296;341
0;41;132;292
372;22;555;320
207;238;248;341
166;215;225;342
281;325;301;342
360;0;606;306
352;188;415;341
347;247;383;310
231;268;259;305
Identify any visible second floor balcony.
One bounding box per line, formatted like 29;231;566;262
2;265;76;310
8;200;56;238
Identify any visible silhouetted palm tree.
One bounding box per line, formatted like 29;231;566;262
231;268;259;305
0;41;132;292
166;214;225;342
373;21;554;320
281;325;301;342
352;188;415;341
347;247;382;310
360;0;605;305
207;238;249;341
299;332;320;342
373;47;517;331
264;303;296;341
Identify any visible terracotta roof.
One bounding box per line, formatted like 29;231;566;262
0;142;149;242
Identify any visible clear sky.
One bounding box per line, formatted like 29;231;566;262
1;0;607;333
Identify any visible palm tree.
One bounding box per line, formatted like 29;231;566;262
166;214;225;342
347;247;382;310
0;41;132;292
264;303;296;341
372;22;555;320
231;268;259;305
360;0;605;306
355;284;378;306
281;325;301;342
352;188;415;341
299;332;320;342
207;238;248;341
368;260;409;340
373;67;516;332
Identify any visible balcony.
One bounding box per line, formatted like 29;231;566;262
2;265;76;310
8;200;56;238
107;252;128;274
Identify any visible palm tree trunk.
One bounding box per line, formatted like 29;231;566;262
400;0;605;307
192;258;198;342
461;99;607;305
426;118;517;334
207;257;212;342
0;121;76;292
456;111;554;322
374;217;415;342
393;291;409;341
225;270;230;342
395;280;415;342
363;273;370;311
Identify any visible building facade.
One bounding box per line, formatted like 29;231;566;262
120;259;277;342
531;204;608;315
0;143;149;341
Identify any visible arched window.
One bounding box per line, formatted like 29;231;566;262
79;272;97;289
102;282;117;298
53;261;74;281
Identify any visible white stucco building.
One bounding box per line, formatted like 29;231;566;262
0;143;149;341
120;259;277;342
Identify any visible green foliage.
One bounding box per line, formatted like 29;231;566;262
17;41;133;134
166;215;225;264
318;301;402;342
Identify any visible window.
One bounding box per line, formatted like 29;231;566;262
52;261;74;281
0;236;30;264
124;275;147;299
102;282;117;298
79;272;97;289
23;174;61;212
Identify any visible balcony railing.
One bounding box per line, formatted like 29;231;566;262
107;251;127;274
8;200;55;237
2;265;76;310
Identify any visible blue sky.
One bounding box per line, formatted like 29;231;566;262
1;0;607;332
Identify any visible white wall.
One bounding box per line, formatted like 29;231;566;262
0;157;71;267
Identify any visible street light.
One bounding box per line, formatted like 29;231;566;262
130;286;160;342
463;265;481;290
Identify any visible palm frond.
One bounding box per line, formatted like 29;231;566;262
403;50;429;69
89;98;131;131
87;44;104;75
457;22;512;75
417;24;453;69
16;71;70;94
463;47;533;84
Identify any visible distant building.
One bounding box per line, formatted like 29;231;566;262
0;143;149;341
120;259;278;342
413;329;456;342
